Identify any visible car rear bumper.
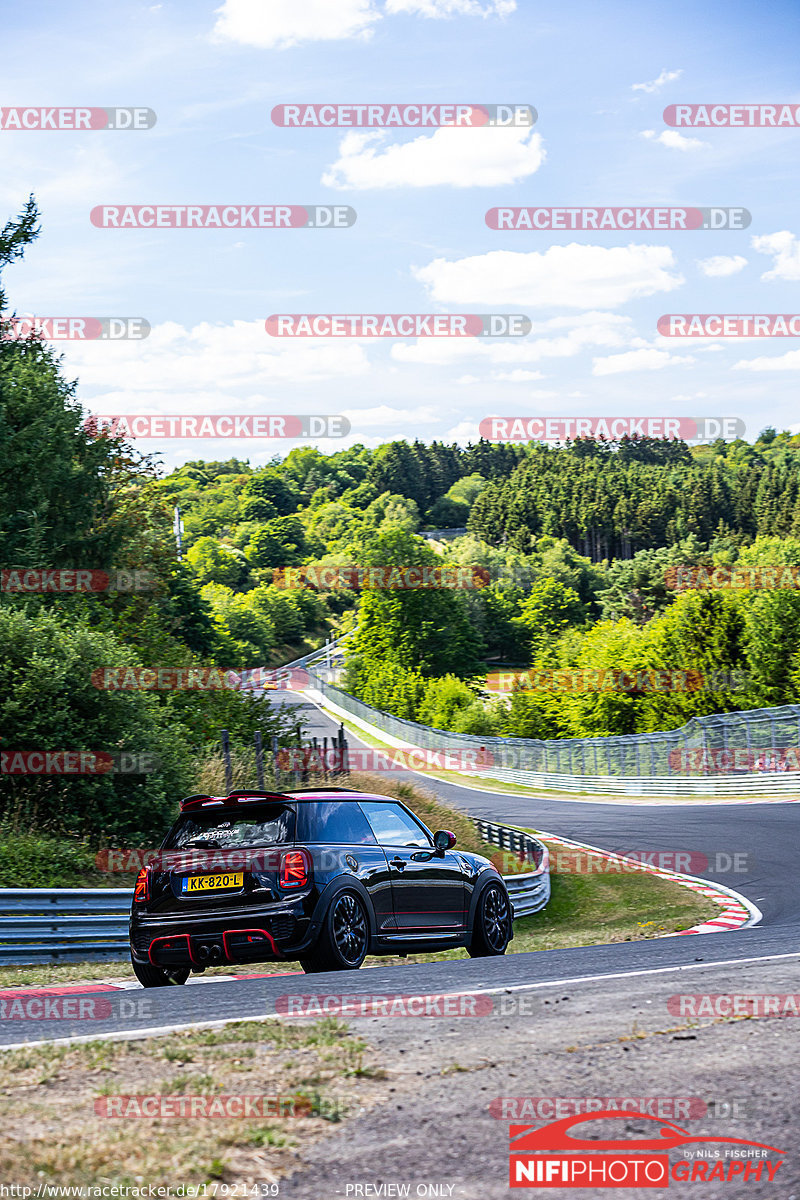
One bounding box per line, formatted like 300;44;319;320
130;900;314;967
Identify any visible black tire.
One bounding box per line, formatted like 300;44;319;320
131;955;190;988
467;881;512;958
299;891;370;973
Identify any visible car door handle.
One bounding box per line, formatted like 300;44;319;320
389;858;407;870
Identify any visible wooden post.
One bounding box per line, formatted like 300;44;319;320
271;735;280;789
220;729;233;795
254;731;265;790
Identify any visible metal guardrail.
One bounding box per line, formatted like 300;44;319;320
241;632;354;691
0;821;549;962
475;820;551;919
0;889;132;965
306;671;800;797
419;527;469;541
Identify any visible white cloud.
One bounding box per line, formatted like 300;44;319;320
386;0;516;14
752;231;800;281
212;0;380;49
494;369;545;381
641;129;710;151
342;404;441;426
632;69;683;93
391;313;637;366
62;320;370;402
734;351;800;371
456;368;544;382
592;348;695;376
322;126;544;189
413;245;684;309
443;419;482;442
697;255;748;278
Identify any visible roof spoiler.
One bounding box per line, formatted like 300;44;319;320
180;790;290;811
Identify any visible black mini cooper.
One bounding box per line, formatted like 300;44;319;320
129;787;513;986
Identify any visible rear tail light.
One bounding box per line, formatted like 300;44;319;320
134;867;151;903
279;849;310;889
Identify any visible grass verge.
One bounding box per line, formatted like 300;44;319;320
0;1017;388;1186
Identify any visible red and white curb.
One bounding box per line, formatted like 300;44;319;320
526;828;760;935
0;971;299;997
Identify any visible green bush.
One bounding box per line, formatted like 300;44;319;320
0;606;192;841
0;829;103;888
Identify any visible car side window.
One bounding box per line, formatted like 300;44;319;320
296;801;377;845
358;800;431;848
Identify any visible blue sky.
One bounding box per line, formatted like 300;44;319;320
3;0;800;470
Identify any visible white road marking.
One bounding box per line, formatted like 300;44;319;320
1;949;798;1051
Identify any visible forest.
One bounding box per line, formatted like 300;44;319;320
4;199;800;854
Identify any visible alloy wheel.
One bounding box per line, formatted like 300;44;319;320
332;893;368;965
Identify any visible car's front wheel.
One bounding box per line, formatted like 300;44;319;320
467;882;511;957
300;891;370;973
131;955;190;988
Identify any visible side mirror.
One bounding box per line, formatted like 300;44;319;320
433;830;457;853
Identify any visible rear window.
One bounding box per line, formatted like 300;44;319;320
165;804;296;850
296;801;376;845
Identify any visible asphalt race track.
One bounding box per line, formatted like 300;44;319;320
289;690;799;928
3;689;799;1051
4;692;800;1195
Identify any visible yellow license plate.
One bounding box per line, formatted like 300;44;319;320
182;872;244;893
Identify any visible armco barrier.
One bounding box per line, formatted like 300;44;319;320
0;826;547;963
0;889;132;965
304;671;800;797
476;821;551;917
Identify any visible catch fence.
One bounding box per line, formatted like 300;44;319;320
306;671;800;796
